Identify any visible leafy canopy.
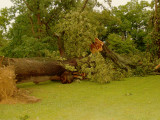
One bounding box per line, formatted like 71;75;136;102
55;10;98;57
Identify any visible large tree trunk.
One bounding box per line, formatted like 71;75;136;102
0;57;78;83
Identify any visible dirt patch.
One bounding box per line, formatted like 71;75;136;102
0;66;40;104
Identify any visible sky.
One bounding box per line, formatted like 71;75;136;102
111;0;152;6
0;0;152;10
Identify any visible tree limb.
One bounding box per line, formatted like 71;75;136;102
53;33;66;57
28;15;35;36
81;0;89;12
23;0;33;12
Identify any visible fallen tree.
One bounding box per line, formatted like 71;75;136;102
0;56;76;83
101;44;136;71
0;44;137;84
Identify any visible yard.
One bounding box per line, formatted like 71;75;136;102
1;76;160;120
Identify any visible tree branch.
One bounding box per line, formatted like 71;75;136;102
23;0;33;12
53;33;66;57
81;0;89;12
28;15;35;36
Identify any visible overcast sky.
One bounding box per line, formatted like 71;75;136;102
111;0;152;6
0;0;152;10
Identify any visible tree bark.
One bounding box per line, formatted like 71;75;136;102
28;15;35;36
100;44;136;70
56;35;65;57
81;0;89;12
0;57;70;83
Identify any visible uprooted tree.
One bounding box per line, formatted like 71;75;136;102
1;6;154;84
0;40;137;84
0;8;137;84
1;0;159;85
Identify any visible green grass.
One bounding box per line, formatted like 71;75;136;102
1;76;160;120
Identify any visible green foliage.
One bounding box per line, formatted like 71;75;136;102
151;0;160;57
0;0;159;81
43;50;66;61
0;30;7;47
77;53;115;83
107;33;137;54
144;32;157;56
0;8;10;32
64;64;77;72
86;9;120;38
54;10;98;58
126;52;159;76
3;36;57;58
112;0;152;51
112;67;132;80
0;8;11;54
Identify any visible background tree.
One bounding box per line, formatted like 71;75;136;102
151;0;160;58
111;0;152;51
0;8;11;55
2;0;112;58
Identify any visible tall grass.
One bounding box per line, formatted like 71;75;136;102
0;66;17;101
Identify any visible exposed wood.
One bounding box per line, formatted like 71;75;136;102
90;38;104;54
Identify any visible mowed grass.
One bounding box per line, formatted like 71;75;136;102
1;76;160;120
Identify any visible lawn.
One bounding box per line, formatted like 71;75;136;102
0;75;160;120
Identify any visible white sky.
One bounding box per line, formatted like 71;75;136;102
0;0;152;10
0;0;13;9
111;0;152;6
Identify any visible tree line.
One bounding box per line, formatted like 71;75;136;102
0;0;159;57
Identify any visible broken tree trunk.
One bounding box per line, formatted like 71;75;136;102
90;38;136;70
100;44;136;70
0;57;77;83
